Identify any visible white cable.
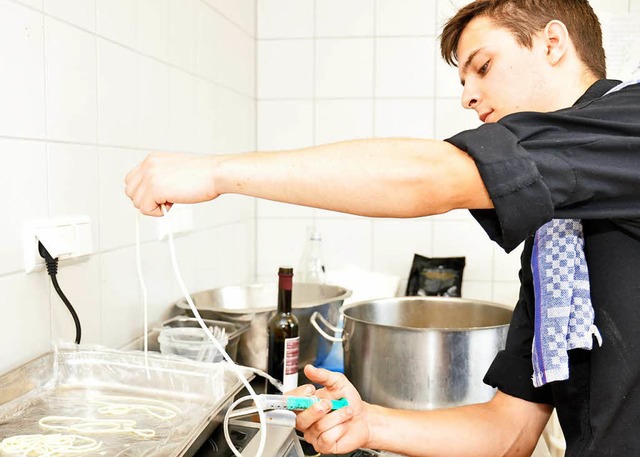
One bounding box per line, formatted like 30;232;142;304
159;204;267;457
135;211;151;379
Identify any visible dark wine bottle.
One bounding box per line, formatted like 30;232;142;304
266;266;300;394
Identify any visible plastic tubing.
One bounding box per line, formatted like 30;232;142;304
134;211;151;379
158;204;267;457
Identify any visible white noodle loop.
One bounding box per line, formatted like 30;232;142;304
0;433;101;456
39;416;156;439
89;395;181;420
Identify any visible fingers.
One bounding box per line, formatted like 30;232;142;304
286;383;316;397
303;365;355;399
297;404;355;454
296;397;353;431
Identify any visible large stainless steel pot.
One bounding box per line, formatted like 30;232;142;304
174;283;351;371
318;297;512;410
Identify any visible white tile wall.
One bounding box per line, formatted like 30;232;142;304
136;55;169;150
168;68;198;153
0;273;51;374
211;221;256;286
374;99;434;138
168;0;197;74
315;38;374;98
0;1;46;139
207;0;256;36
315;0;374;37
0;0;256;376
44;0;96;32
315;99;373;143
372;218;433;276
100;246;143;348
45;17;97;143
0;140;48;276
258;0;314;38
213;18;255;95
258;40;314;99
14;0;42;10
97;39;137;147
376;0;436;36
136;0;169;62
375;37;435;98
258;100;314;150
96;0;136;48
47;143;100;244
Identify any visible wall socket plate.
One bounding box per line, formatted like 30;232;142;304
23;215;93;273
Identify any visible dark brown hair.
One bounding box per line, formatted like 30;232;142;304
440;0;606;79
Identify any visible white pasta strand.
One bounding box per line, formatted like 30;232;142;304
39;416;156;439
0;433;101;456
89;395;180;420
135;211;151;379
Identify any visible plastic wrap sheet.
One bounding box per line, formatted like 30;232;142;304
0;343;247;456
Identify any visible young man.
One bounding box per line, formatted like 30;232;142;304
126;1;640;455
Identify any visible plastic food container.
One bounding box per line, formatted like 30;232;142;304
158;327;229;363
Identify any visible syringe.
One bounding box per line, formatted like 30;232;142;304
258;394;349;411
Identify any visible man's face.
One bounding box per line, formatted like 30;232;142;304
456;16;554;123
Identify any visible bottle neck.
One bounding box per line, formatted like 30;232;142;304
278;271;293;314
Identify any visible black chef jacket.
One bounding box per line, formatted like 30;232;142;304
446;79;640;456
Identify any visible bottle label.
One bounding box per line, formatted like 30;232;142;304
282;336;300;392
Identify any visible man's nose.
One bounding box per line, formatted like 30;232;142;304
461;84;478;110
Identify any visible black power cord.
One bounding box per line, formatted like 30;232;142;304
38;241;82;344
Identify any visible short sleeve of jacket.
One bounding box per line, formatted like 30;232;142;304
446;122;556;252
445;80;640;252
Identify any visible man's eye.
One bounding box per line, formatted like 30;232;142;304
479;60;490;75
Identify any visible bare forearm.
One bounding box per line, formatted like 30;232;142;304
365;395;551;457
215;138;491;217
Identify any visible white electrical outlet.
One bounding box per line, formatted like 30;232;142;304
156;204;194;240
23;215;93;273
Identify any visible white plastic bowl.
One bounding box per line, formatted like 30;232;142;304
158;327;228;363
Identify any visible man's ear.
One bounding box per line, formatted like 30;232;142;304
544;20;570;66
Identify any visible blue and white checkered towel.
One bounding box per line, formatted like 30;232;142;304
531;219;602;387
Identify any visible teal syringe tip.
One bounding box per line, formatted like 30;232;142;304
285;396;349;411
329;398;349;410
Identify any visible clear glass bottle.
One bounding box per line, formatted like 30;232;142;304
267;267;299;394
297;227;326;284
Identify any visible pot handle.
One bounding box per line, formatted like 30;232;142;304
310;311;343;343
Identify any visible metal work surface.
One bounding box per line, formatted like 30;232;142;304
0;345;250;456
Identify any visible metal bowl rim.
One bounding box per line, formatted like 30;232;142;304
173;283;352;314
340;296;513;332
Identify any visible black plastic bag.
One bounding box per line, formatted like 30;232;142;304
406;254;466;297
